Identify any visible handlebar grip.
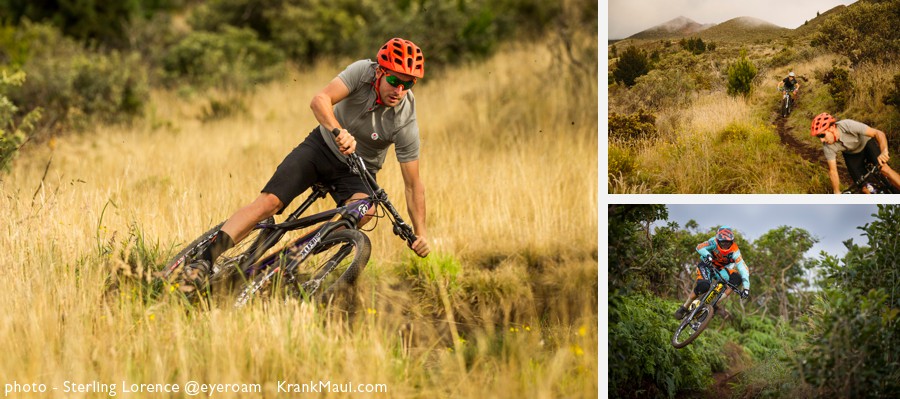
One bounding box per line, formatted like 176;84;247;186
331;128;341;137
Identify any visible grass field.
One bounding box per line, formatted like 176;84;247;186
0;34;598;398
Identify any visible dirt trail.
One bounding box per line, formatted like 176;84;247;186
774;114;851;186
674;340;748;399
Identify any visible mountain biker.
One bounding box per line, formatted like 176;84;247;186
184;37;431;285
777;71;800;99
673;226;750;320
810;112;900;194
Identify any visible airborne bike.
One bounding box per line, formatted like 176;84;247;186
671;260;743;349
161;129;423;307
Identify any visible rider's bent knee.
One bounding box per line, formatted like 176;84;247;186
694;280;710;296
257;193;284;216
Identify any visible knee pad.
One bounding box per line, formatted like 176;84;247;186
694;280;710;296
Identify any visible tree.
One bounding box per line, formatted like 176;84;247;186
799;205;900;396
679;37;706;55
744;226;817;319
726;50;757;97
612;45;650;87
608;205;669;293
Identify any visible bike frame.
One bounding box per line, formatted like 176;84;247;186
691;261;741;314
233;135;418;278
841;162;900;194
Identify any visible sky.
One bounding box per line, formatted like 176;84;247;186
656;204;878;258
608;0;858;39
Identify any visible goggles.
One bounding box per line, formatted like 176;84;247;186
384;72;416;90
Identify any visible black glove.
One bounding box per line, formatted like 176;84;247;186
704;255;713;265
740;288;750;299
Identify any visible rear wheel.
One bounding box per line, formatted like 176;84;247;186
234;229;371;308
162;217;275;294
671;302;715;348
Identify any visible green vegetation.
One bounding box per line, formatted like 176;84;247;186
0;70;41;172
0;0;597;173
823;66;853;111
612;46;651;87
609;0;900;193
813;0;900;65
609;294;726;398
799;205;900;396
726;50;757;97
679;37;708;55
608;204;900;398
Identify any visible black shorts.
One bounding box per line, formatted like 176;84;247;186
262;128;375;213
842;139;881;182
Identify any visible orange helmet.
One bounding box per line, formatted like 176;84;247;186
811;112;836;137
377;38;425;78
715;226;736;254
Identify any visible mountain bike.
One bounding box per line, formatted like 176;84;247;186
841;161;900;194
671;260;742;349
161;128;422;308
779;88;795;118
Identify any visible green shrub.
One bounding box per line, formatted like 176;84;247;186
679;37;706;55
625;67;697;110
813;0;900;65
608;110;657;143
0;0;178;48
186;0;585;69
882;72;900;109
163;25;285;91
199;97;248;122
613;46;650;87
726;50;757;97
822;66;853;111
608;145;635;178
0;70;42;173
609;294;726;398
768;47;796;68
3;22;148;133
717;123;751;143
798;205;900;397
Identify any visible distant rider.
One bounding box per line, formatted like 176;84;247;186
778;71;800;99
810;112;900;194
674;226;750;320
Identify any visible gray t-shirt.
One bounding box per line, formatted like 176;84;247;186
823;119;872;161
318;60;420;174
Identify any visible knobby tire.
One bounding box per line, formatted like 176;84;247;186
671;303;716;349
234;229;371;308
162;217;275;292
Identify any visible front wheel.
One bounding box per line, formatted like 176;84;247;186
234;229;371;308
671;303;715;348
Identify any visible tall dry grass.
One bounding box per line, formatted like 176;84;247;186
0;34;597;398
610;90;820;194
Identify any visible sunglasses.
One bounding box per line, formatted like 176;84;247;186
816;133;827;138
384;73;416;90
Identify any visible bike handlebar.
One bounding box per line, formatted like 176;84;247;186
699;260;743;293
841;163;882;194
331;128;422;254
